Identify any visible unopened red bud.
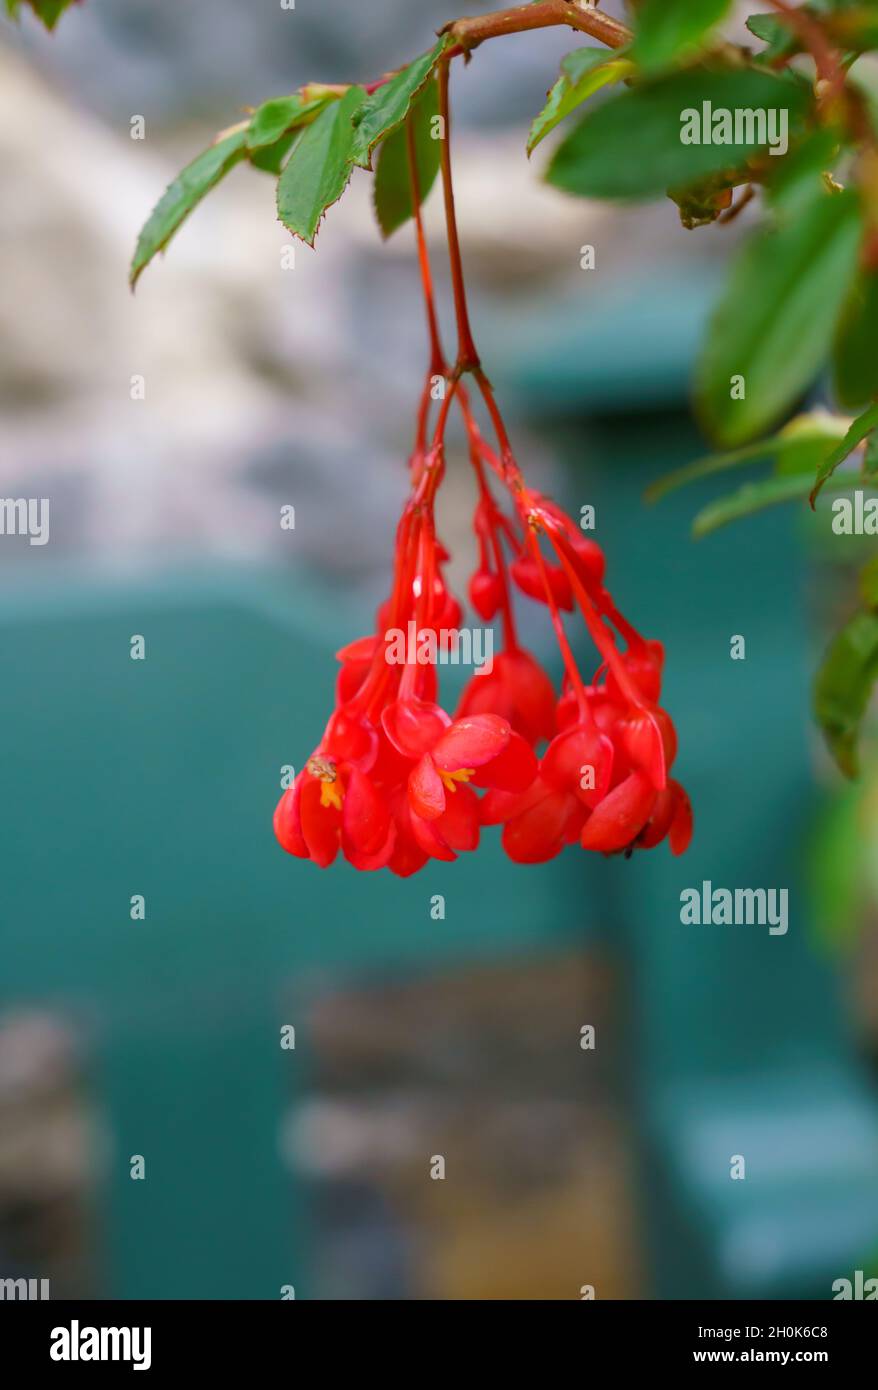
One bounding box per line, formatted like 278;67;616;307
470;569;503;620
511;556;573;610
570;536;605;586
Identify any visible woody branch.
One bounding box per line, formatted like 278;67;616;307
440;1;632;54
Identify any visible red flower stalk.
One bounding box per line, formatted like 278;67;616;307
274;58;692;874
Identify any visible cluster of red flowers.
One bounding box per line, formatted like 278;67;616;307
274;387;692;875
274;63;691;876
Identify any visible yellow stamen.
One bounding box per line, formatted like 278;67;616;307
320;781;343;811
307;755;344;811
439;767;475;794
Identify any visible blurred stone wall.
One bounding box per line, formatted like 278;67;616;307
0;0;729;589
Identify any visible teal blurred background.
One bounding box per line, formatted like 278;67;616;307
2;0;878;1301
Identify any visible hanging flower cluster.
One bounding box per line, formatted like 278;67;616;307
274;60;692;875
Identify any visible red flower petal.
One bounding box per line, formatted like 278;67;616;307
435;782;480;851
433;714;510;771
607;641;664;704
455;667;503;724
342;767;391;856
580;770;657;854
299;776;341;868
382;698;451;759
634;784;676;849
273;780;307;857
345;818;396;871
335;635;376;665
668;780;694;856
570;536;605;587
508;650;556;742
469;569;502;621
387;794;430;876
620;710;667;790
325;710;378;770
478;783;542;826
502;790;573;864
472;730;538;792
511;556;573;610
408;754;446;820
389;836;429;877
409;808;457;862
541;724;613;807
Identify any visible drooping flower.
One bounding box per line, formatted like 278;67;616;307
274;153;691;876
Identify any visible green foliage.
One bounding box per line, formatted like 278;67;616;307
834;272;878;408
373;80;441;239
631;0;733;74
810;402;878;504
247;93;329;151
546;66;810;201
809;780;866;953
130;128;249;289
647;411;851;503
745;12;801;62
690;470;847;537
748;2;878;61
351;38;451;171
248;133;298;176
815;608;878;777
527;48;634;154
5;0;79;29
767;125;843;216
861;552;878;608
277;85;366;247
695;187;862;447
132;45;453;277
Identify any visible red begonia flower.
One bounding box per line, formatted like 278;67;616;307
456;648;556;746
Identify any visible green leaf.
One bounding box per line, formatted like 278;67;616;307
6;0;79;28
748;2;878;61
690;470;842;537
766;125;844;217
834;272;878;409
245;89;337;175
860;553;878;609
646;410;851;502
351;39;450;171
32;0;74;26
745;13;801;62
247;95;316;151
814;609;878;777
546;66;810;201
277;85;366;247
373;80;441;240
809;780;867;954
249;131;298;175
810;402;878;504
130;126;248;288
632;0;733;75
527;49;634;154
695;188;862;447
